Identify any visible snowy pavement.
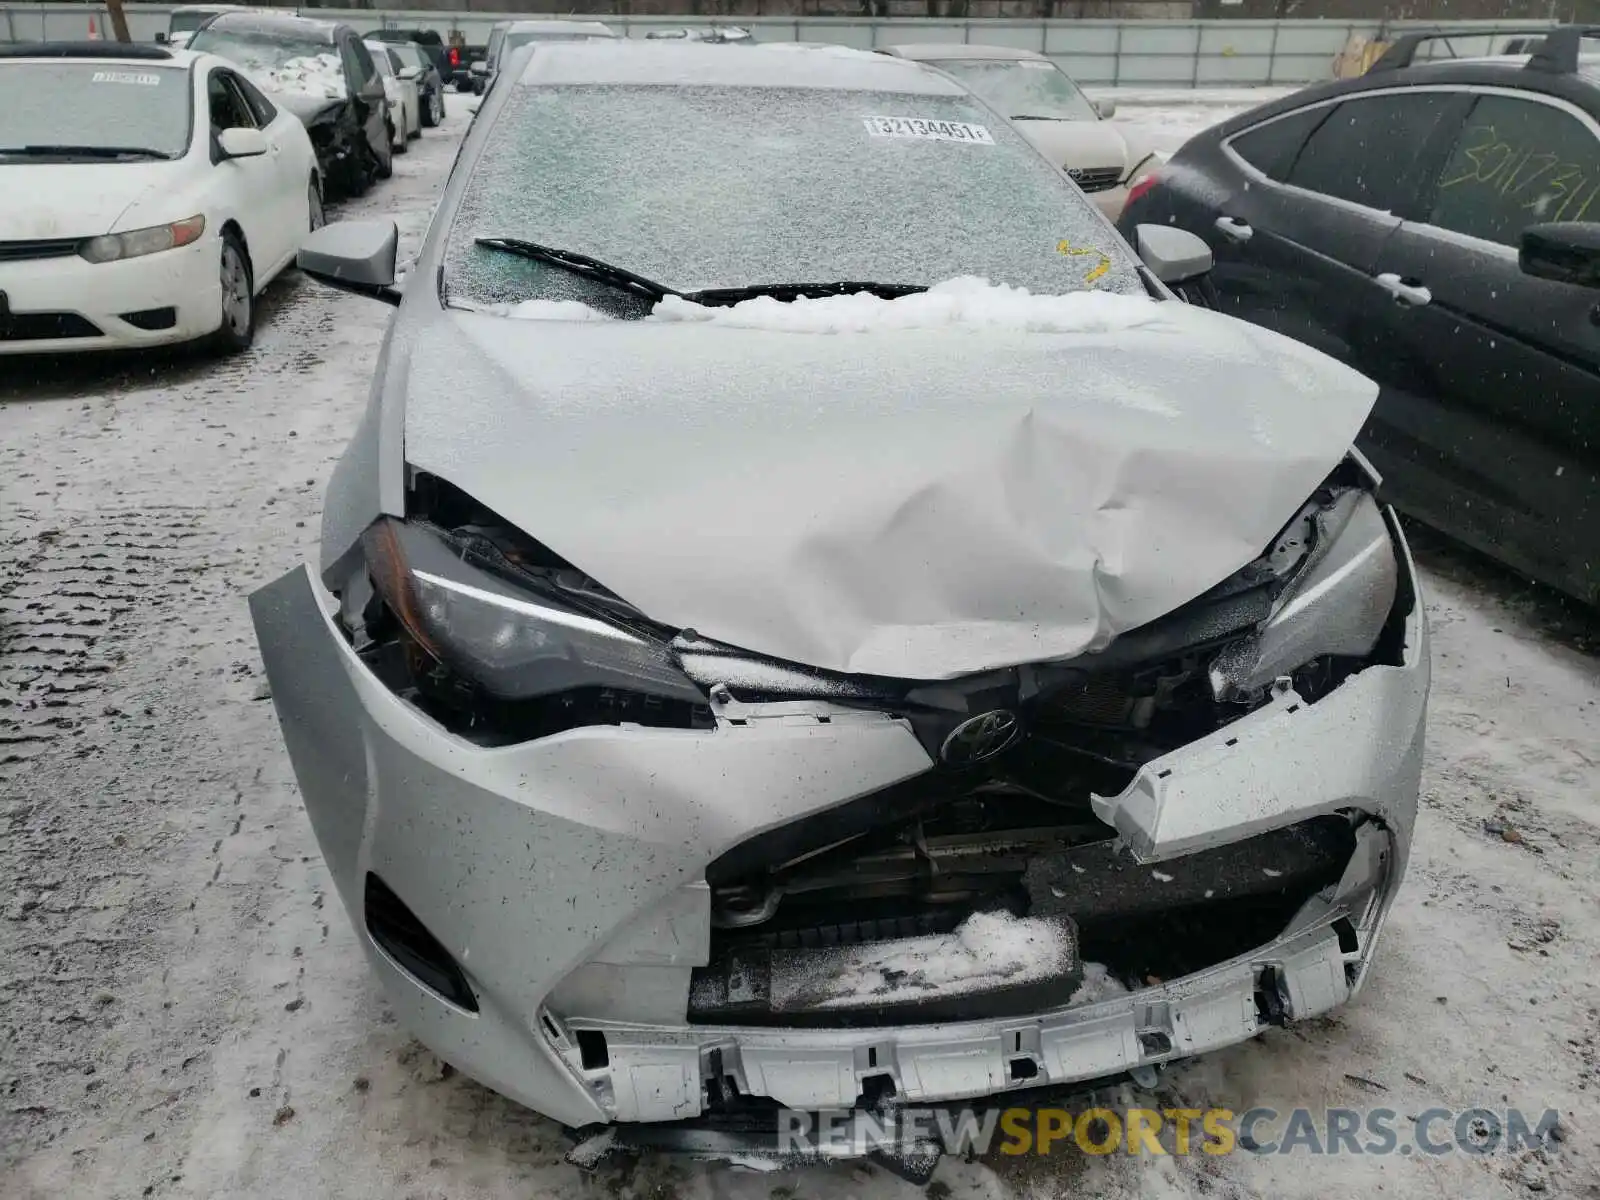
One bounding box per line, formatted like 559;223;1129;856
3;90;1598;1200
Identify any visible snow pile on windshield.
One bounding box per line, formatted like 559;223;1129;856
653;277;1166;334
770;911;1076;1010
253;54;346;100
503;277;1170;335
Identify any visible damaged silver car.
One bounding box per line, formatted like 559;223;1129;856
251;41;1429;1174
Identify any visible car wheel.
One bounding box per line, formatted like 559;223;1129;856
423;89;442;127
376;134;393;179
392;120;408;155
308;177;325;231
209;231;254;355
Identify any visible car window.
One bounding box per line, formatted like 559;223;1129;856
0;61;193;158
1228;106;1330;180
233;72;278;125
363;42;395;79
444;83;1142;308
208;69;257;130
930;59;1098;123
1285;92;1454;213
1424;94;1600;243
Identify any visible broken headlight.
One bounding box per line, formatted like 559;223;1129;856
359;517;703;703
1209;489;1398;701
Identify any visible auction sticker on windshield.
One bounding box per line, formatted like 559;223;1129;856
862;116;994;144
92;71;162;85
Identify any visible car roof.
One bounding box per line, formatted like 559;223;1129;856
515;40;963;94
199;11;340;40
882;43;1050;63
0;41;198;64
504;19;617;37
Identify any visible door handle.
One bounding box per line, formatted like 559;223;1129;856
1374;272;1432;307
1214;215;1253;244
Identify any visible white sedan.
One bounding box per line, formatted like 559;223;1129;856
0;42;320;355
367;41;421;152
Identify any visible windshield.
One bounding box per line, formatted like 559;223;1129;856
169;9;219;34
188;27;342;98
933;59;1097;122
0;62;192;158
444;83;1136;308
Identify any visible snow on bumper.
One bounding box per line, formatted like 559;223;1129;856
0;238;220;354
250;553;1427;1128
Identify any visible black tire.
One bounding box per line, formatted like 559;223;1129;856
208;230;254;355
393;123;409;155
375;132;393;179
308;177;325;231
421;88;441;128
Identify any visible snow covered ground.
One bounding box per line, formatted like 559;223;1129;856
3;90;1597;1200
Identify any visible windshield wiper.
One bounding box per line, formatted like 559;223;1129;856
474;239;926;309
0;144;172;159
476;237;678;303
684;281;927;305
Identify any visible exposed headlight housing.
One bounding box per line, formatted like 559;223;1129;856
1209;488;1399;701
360;517;702;704
79;215;205;264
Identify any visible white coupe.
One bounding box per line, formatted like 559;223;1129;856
0;42;321;355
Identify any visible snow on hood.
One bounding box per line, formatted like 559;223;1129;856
248;54;346;102
401;293;1377;679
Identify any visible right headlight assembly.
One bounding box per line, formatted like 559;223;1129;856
1208;488;1400;701
358;517;703;704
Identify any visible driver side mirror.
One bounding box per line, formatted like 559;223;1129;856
155;31;168;43
298;219;402;306
398;64;423;81
1520;222;1600;289
1133;224;1213;285
470;60;489;77
1093;97;1116;119
217;127;268;159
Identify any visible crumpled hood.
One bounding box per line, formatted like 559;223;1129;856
268;90;344;124
1014;119;1138;176
0;162;174;238
399;299;1376;679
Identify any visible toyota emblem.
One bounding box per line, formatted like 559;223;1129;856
940;710;1021;766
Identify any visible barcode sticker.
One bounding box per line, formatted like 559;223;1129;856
861;115;994;144
92;71;162;85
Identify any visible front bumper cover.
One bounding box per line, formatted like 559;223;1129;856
251;527;1427;1134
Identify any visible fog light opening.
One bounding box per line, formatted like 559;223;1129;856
363;872;478;1014
576;1029;609;1070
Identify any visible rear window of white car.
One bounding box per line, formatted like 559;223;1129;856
445;83;1138;306
0;62;192;159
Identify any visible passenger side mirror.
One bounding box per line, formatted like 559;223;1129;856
398;65;423;81
1133;224;1213;285
298;219;402;306
155;31;168;43
470;60;489;77
217;127;268;159
1519;222;1600;289
1092;97;1116;119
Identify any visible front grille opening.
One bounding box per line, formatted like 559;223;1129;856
363;872;478;1013
0;311;102;341
692;814;1355;1028
576;1029;609;1070
1009;1056;1040;1082
120;306;177;331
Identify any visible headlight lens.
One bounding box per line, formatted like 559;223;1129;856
79;215;205;264
361;517;702;703
1209;489;1398;700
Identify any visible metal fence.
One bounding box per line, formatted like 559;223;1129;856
0;6;1562;85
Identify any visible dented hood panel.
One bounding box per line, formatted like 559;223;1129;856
400;303;1376;679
